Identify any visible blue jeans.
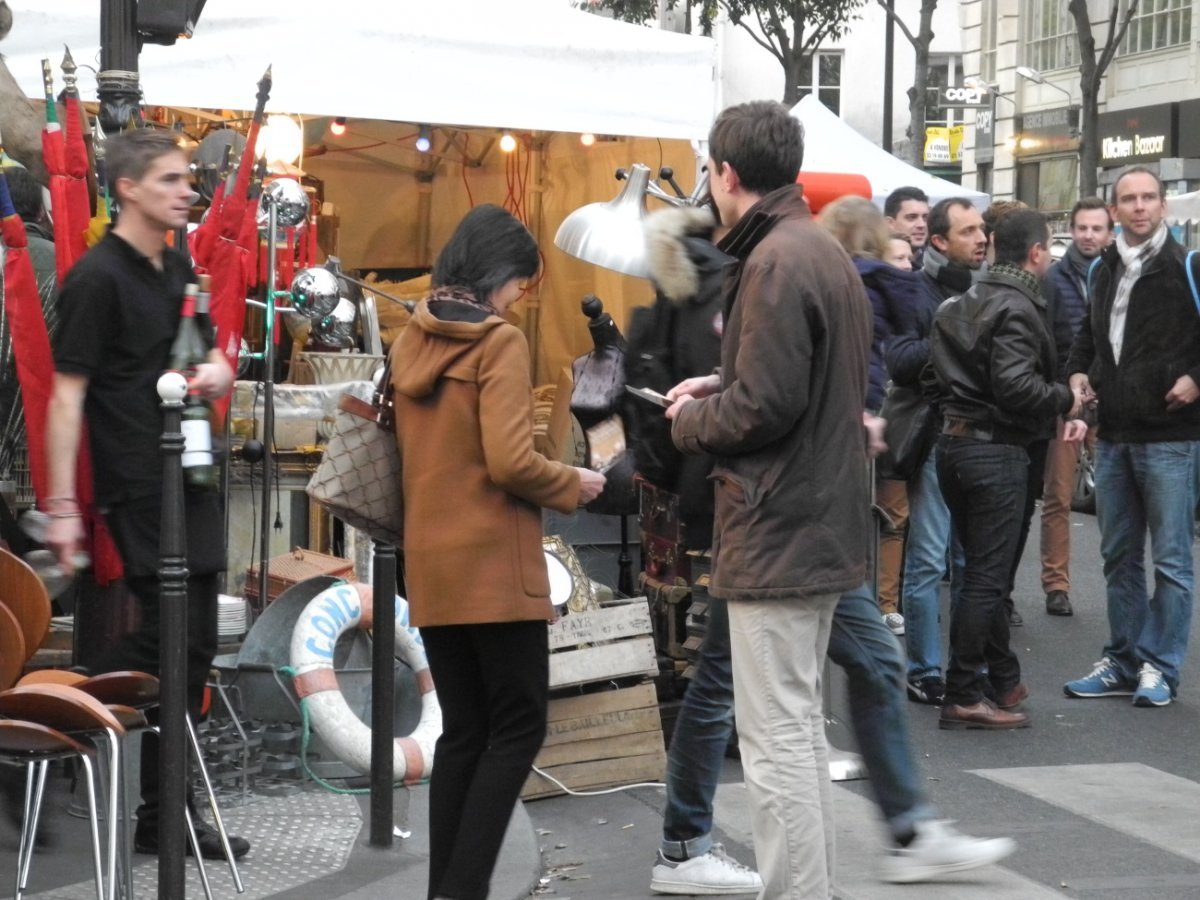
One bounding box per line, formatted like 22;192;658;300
661;595;735;859
661;585;934;854
827;584;935;839
1095;440;1200;690
936;438;1028;707
902;449;952;680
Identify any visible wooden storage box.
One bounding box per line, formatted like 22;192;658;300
244;549;354;604
522;598;666;799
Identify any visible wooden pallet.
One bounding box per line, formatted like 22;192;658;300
522;598;666;800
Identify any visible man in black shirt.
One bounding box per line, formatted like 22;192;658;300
44;129;248;860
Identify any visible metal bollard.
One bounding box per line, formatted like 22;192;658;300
157;371;190;898
369;541;398;846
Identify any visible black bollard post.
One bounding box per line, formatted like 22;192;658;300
157;371;189;899
369;540;397;846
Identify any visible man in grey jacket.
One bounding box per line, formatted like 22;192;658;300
666;100;871;900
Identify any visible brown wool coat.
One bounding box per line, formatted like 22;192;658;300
390;298;581;627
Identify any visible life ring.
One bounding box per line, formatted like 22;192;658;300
289;582;441;784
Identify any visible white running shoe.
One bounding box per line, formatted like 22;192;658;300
883;612;906;636
879;820;1016;884
650;843;763;895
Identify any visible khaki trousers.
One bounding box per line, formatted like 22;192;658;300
729;592;840;900
875;478;909;614
1040;423;1095;593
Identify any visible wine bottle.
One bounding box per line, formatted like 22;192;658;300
169;282;219;490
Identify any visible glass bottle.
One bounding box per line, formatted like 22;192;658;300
169;282;220;490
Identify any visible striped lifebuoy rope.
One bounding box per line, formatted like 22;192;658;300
289;582;441;783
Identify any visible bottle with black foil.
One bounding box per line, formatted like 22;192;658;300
169;281;219;490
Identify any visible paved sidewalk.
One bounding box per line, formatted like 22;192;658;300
1;778;539;900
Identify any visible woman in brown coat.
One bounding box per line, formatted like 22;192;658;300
390;204;605;900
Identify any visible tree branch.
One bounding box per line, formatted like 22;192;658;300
874;0;918;46
1097;0;1139;74
721;2;785;62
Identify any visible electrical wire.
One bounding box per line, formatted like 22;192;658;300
530;764;664;796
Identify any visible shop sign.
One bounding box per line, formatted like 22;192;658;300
1096;103;1176;166
1013;107;1079;156
973;97;995;165
1176;98;1200;159
924;126;964;165
940;85;992;109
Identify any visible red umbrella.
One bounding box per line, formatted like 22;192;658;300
198;67;272;389
63;94;92;262
0;171;53;504
0;168;123;583
40;61;75;285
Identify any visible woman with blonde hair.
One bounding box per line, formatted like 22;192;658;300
818;193;926;636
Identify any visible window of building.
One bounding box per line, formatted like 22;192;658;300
1120;0;1192;55
797;51;842;116
980;0;998;82
925;55;963;129
1024;0;1080;72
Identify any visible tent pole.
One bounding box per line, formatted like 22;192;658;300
415;172;434;269
527;135;548;383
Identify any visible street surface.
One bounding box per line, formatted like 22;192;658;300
527;510;1200;900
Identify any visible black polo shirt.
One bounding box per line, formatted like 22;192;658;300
54;231;199;506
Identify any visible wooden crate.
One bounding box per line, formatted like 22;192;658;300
522;682;666;800
547;600;659;689
522;598;666;800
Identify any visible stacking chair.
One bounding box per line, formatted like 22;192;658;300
0;684;125;900
0;548;52;668
17;669;246;899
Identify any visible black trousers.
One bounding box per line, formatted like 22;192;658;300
91;493;221;826
937;437;1028;706
421;620;549;900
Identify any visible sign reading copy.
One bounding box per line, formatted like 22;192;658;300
940;84;992;109
1097;103;1176;166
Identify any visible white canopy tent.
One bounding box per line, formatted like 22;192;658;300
1167;190;1200;224
791;95;989;210
4;0;717;140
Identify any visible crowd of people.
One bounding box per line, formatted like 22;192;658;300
3;96;1198;900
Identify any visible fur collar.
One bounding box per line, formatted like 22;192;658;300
644;205;719;303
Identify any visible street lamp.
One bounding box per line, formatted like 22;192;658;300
1016;66;1073;104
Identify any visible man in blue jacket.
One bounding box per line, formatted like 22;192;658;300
1039;198;1112;618
1064;166;1200;708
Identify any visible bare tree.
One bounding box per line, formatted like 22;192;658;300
875;0;938;165
583;0;866;105
1069;0;1139;199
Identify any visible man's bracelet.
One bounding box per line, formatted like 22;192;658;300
46;511;83;519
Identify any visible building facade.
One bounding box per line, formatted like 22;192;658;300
959;0;1199;217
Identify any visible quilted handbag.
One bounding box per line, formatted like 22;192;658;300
306;363;404;546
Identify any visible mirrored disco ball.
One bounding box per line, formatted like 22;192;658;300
311;297;356;349
290;267;341;320
257;178;309;235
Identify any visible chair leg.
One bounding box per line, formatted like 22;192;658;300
78;755;107;900
100;731;121;900
187;714;245;893
17;761;49;896
184;804;215;900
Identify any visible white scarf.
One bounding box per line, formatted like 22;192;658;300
1110;223;1169;364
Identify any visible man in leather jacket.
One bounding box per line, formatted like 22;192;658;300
926;209;1084;730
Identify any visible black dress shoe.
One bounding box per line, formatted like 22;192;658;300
1045;591;1074;616
135;820;251;860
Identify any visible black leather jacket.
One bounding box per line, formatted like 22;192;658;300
925;267;1073;445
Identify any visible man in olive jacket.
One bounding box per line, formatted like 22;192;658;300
666;100;872;900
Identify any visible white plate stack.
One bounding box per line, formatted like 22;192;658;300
217;594;248;640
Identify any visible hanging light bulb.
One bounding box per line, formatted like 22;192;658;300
329;116;347;137
415;124;432;153
256;114;303;166
499;132;518;153
580;133;596;147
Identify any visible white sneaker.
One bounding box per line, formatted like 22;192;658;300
879;820;1016;884
883;612;905;636
650;843;763;895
